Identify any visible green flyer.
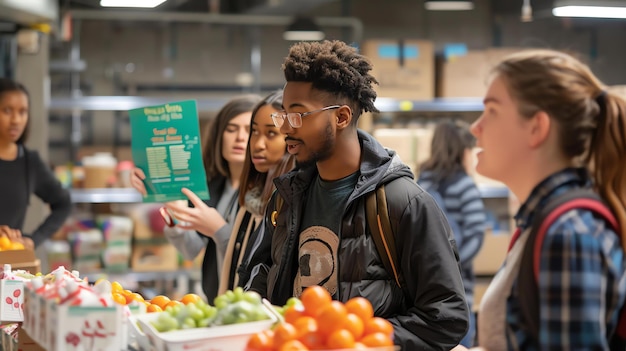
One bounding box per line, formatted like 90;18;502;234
129;100;209;203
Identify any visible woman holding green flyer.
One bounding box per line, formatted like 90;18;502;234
131;95;261;301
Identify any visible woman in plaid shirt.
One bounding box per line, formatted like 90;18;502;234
455;50;626;350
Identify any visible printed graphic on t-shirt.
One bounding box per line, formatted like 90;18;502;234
294;226;339;297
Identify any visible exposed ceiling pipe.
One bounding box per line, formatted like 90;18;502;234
69;9;363;43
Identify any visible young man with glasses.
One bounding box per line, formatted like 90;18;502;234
246;40;469;350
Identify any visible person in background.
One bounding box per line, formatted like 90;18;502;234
218;90;295;294
248;40;469;350
131;95;260;301
0;77;71;250
456;49;626;350
417;120;487;347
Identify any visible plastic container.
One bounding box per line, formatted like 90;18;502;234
134;308;278;351
82;152;117;188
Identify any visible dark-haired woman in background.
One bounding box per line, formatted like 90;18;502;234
418;120;487;347
0;78;71;251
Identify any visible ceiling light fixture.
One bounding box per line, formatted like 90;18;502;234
553;0;626;19
283;17;325;41
424;0;474;11
100;0;168;8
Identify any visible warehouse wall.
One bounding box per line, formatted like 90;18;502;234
45;0;626;164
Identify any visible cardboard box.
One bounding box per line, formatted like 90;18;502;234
362;39;435;100
473;229;510;276
438;48;528;98
0;251;40;274
131;241;179;272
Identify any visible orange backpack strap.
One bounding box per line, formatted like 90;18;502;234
271;192;283;227
366;185;403;290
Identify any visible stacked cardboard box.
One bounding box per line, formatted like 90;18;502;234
362;39;435;100
438;48;529;98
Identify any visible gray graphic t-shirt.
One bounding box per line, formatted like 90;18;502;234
294;172;359;298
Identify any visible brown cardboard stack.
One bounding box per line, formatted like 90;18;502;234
0;250;40;274
362;39;435;100
473;228;510;276
438;48;528;98
130;205;179;272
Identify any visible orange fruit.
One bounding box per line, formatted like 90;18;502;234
360;332;394;347
363;317;394;338
147;304;163;313
150;295;171;309
345;297;374;323
300;286;331;318
110;281;123;293
180;293;202;305
326;329;355;349
344;313;365;340
278;339;308;351
273;323;298;350
284;305;306;324
0;236;11;250
246;330;274;351
10;242;24;250
111;292;126;305
316;301;348;336
130;293;145;302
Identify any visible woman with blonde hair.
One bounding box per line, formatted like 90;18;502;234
457;49;626;350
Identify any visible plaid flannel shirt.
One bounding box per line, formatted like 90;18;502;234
506;167;626;350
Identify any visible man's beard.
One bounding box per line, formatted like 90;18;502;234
295;122;335;170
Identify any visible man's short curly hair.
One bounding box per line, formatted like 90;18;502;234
282;40;379;119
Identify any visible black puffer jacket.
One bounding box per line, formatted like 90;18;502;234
249;130;469;350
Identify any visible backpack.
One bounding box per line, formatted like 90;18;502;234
271;185;407;294
515;188;626;347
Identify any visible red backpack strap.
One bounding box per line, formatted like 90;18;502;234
531;199;618;282
517;188;620;343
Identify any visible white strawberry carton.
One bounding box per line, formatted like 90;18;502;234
48;304;124;351
0;280;25;322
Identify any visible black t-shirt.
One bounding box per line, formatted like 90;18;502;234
0;145;71;246
294;172;359;297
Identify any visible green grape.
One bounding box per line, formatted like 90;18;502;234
224;290;236;303
202;305;217;319
197;317;212;328
285;297;302;308
242;291;262;305
181;317;196;329
214;295;229;309
233;287;245;301
187;304;205;322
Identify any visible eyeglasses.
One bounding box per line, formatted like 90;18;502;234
271;105;341;128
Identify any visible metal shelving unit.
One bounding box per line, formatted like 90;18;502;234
49;96;484;113
477;185;509;199
69;184;509;204
70;188;143;203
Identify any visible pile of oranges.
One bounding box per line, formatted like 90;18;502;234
246;286;395;351
0;236;25;251
106;280;203;313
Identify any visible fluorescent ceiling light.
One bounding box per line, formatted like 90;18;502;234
425;1;474;11
553;0;626;18
283;17;325;41
100;0;167;8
